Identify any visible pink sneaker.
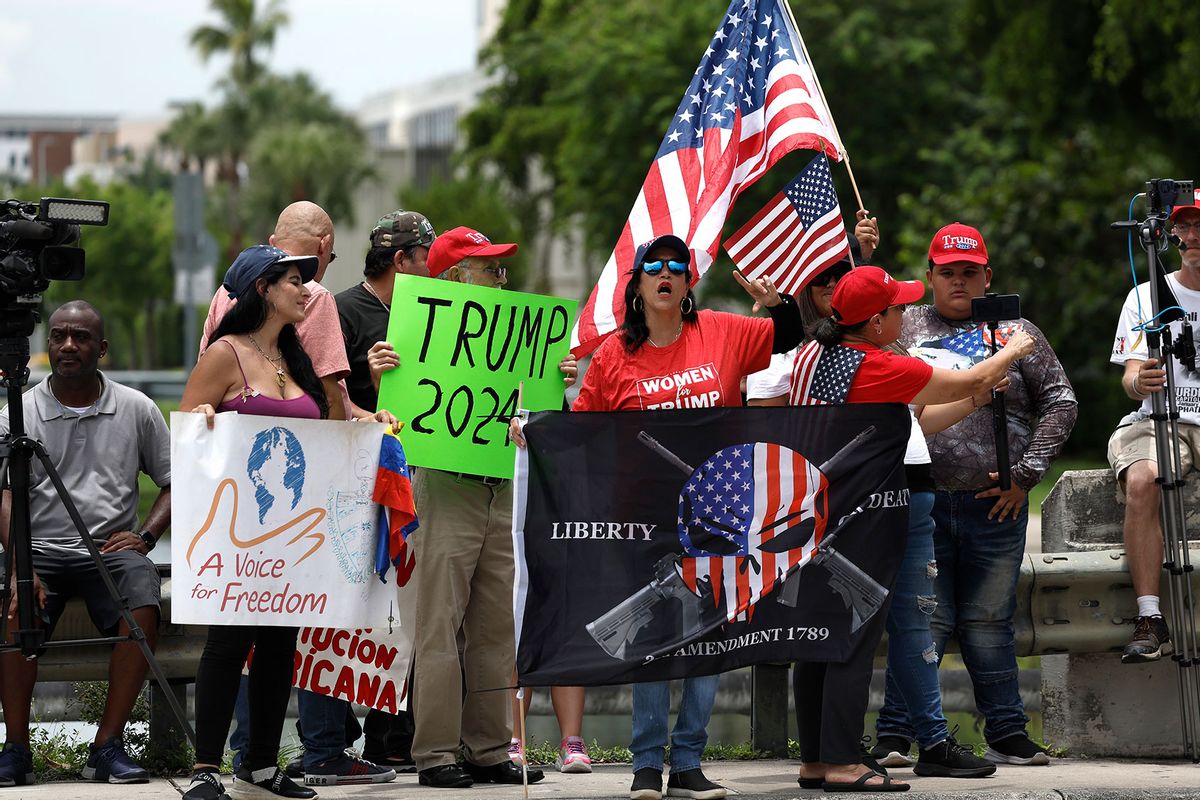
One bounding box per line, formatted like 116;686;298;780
556;736;591;774
508;739;524;767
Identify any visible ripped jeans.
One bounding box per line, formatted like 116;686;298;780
875;490;951;748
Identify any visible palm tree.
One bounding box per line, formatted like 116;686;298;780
189;0;289;91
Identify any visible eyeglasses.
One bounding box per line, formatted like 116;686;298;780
811;265;852;288
466;263;507;278
1174;223;1200;234
641;260;689;276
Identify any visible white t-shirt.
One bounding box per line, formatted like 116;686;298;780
745;347;930;466
1111;271;1200;426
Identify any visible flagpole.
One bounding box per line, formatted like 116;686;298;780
780;0;866;212
516;686;530;799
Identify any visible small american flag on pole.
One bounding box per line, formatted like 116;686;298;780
722;153;851;295
570;0;844;357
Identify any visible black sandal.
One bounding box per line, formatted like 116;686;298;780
822;769;909;793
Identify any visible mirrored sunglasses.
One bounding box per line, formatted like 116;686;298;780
641;259;689;276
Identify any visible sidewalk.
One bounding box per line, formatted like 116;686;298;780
16;759;1200;799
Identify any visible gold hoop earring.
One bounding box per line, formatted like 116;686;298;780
681;295;694;315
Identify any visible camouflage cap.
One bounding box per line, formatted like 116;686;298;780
369;210;435;249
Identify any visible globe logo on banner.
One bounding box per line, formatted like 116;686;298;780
676;442;829;622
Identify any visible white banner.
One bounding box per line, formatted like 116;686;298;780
170;411;395;626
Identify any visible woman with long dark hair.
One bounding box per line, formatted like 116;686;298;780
786;266;1033;792
178;245;334;800
515;233;804;800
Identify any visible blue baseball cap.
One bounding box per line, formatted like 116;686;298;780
633;235;690;268
223;245;319;299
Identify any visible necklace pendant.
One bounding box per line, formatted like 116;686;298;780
276;368;286;389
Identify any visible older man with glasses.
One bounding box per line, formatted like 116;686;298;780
1108;198;1200;666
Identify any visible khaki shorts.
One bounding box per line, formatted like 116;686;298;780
1107;418;1200;483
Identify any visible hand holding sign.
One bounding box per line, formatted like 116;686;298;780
377;276;577;478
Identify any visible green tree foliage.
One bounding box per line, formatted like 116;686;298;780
465;0;1200;454
162;0;371;260
189;0;289;90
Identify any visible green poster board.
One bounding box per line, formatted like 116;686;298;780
377;274;578;479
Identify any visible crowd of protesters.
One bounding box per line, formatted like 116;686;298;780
42;188;1200;798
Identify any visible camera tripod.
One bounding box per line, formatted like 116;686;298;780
1115;205;1200;763
0;332;195;749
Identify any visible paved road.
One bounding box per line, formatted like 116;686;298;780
15;758;1200;799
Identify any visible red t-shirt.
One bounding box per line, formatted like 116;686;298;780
573;310;774;412
846;344;933;403
789;340;932;405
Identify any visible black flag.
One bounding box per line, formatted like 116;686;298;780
512;404;910;686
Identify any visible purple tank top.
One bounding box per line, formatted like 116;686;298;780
214;341;321;419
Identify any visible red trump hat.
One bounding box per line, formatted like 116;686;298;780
831;266;926;326
928;222;988;265
427;226;518;277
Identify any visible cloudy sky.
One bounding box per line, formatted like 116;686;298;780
0;0;478;118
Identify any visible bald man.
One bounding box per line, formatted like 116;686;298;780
199;201;348;420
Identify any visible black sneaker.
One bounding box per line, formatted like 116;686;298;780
283;754;304;779
182;770;230;800
231;765;317;798
666;768;727;799
304;752;396;786
630;767;663;800
869;735;914;768
914;736;996;778
0;742;34;788
984;733;1050;766
1122;615;1173;663
82;736;149;783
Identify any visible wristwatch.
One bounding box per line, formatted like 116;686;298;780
138;530;157;552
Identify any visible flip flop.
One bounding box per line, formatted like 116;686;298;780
798;776;823;789
822;770;909;792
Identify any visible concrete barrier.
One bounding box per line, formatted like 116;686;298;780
1040;469;1200;758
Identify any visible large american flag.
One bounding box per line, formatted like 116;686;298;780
788;340;865;406
722;154;850;295
571;0;843;356
677;442;829;622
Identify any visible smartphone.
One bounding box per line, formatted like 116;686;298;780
971;293;1021;323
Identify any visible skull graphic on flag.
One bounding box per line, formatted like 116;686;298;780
676;442;829;622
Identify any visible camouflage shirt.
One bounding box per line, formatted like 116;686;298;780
900;305;1077;492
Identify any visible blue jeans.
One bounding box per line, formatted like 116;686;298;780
876;491;950;748
230;676;250;771
630;675;719;773
878;491;1029;744
298;690;353;768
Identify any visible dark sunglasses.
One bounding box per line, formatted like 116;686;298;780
641;259;689;276
811;264;852;288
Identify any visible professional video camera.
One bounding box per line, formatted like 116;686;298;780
0;196;109;338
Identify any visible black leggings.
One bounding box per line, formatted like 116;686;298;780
194;625;298;769
793;609;888;765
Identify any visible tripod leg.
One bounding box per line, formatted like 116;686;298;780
28;442;196;748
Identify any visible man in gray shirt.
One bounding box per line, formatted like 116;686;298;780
0;301;171;788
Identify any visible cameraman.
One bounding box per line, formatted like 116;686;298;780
1108;200;1200;664
0;301;171;788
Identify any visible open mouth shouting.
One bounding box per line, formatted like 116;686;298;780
657;280;673;296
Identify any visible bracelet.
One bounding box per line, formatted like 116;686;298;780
1131;373;1145;397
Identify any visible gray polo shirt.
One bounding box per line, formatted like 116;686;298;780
0;372;171;556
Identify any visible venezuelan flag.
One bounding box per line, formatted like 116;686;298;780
373;428;418;581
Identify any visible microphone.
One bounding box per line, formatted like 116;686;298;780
0;219;53;240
